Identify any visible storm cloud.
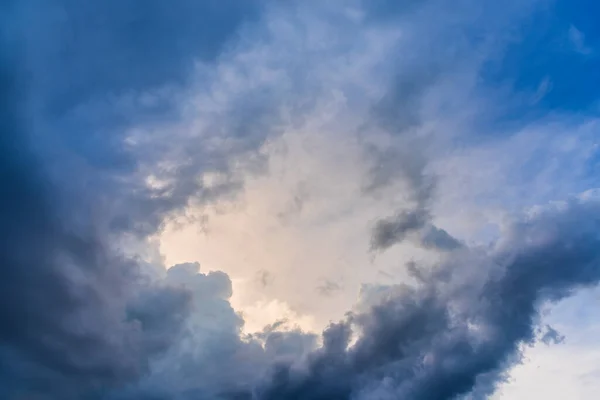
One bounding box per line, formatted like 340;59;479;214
1;0;600;399
257;199;600;400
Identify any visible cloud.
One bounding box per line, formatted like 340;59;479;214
0;18;146;398
256;198;600;400
2;0;600;399
371;210;462;252
0;1;272;397
540;325;566;345
568;25;593;55
317;280;343;297
371;210;429;250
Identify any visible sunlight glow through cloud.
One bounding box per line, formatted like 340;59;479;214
2;0;600;399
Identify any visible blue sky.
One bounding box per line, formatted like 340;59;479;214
2;0;600;399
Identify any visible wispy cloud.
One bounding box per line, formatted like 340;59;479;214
569;25;593;55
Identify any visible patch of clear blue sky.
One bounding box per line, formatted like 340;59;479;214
475;0;600;192
482;0;600;115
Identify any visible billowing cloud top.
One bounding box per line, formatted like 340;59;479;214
1;0;600;399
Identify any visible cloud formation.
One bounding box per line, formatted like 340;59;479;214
257;199;600;400
1;0;600;399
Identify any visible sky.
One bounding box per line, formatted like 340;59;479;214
1;0;600;399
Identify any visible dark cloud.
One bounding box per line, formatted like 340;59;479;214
257;200;600;400
365;134;460;253
1;1;599;400
540;325;566;345
364;128;440;253
0;1;264;398
257;270;274;288
317;280;343;297
363;0;559;254
420;225;463;251
109;263;269;399
371;210;462;252
25;0;260;111
11;0;270;239
0;30;140;400
371;209;429;250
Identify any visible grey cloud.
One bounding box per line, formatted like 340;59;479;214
0;2;266;396
12;0;271;241
115;262;324;400
264;331;319;361
420;225;463;251
257;270;274;288
25;0;260;112
364;126;439;253
2;1;378;395
371;209;461;252
371;209;429;250
256;199;600;400
317;280;343;297
126;285;191;357
104;262;264;399
540;325;566;345
364;0;543;255
362;142;435;200
2;1;598;399
0;22;147;398
372;68;440;135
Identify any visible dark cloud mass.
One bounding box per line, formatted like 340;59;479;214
1;0;600;399
0;10;137;398
257;200;600;400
